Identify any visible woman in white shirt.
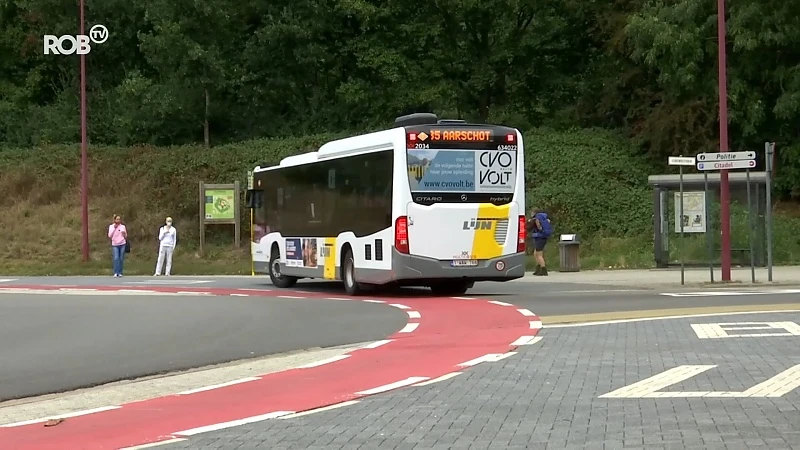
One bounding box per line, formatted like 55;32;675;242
154;217;177;276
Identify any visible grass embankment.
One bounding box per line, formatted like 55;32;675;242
1;128;798;276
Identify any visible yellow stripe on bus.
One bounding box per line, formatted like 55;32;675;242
323;237;337;280
470;203;511;260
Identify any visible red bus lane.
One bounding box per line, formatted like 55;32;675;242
0;289;539;449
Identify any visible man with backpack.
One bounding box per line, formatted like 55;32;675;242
527;209;553;276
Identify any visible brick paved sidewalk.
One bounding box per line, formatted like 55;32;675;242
162;312;800;450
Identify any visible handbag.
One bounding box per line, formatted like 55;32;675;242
124;240;131;254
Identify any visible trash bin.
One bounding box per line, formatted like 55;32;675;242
558;234;580;272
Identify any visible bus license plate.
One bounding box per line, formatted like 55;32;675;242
450;259;478;267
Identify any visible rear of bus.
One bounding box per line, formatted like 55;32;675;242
392;121;527;286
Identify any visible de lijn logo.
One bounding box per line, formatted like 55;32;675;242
43;24;108;55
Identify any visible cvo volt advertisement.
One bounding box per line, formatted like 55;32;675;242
406;148;516;193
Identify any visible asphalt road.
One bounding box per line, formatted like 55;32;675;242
0;292;406;402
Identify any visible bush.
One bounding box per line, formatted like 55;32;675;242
524;127;653;238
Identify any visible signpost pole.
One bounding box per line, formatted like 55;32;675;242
679;163;685;286
765;142;774;282
717;0;732;282
746;168;755;283
704;171;714;283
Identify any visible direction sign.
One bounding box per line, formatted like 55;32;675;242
696;151;755;162
668;156;695;166
697;159;756;171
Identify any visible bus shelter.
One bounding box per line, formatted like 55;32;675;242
648;171;768;268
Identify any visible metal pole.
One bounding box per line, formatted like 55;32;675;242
765;142;774;281
80;0;90;261
705;171;714;282
746;168;755;283
679;165;685;286
717;0;732;281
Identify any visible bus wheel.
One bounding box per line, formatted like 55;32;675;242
269;250;297;288
342;248;363;296
430;281;470;296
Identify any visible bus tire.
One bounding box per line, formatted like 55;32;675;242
430;281;470;296
342;248;363;296
269;249;298;289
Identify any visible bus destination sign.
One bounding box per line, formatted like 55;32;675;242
418;129;492;142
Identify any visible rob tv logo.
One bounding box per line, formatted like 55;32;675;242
43;24;108;55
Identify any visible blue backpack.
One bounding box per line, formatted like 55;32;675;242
535;212;553;238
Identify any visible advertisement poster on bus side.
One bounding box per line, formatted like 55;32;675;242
407;148;516;193
285;238;319;268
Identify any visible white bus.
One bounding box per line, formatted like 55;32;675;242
245;113;527;296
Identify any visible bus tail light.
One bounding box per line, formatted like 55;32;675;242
395;216;409;254
517;215;526;253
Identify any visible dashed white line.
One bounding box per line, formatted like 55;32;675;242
511;335;543;346
355;377;430;395
362;339;393;349
325;297;349;301
457;352;518;367
399;323;419;333
362;299;385;303
228;293;249;297
297;354;350;368
238;288;272;292
175;377;261;395
278;400;360;419
407;310;421;319
277;295;305;299
390;303;411;309
413;372;462;386
0;406;121;427
0;279;18;283
120;438;189;449
451;296;475;300
118;289;156;293
176;291;212;295
173;411;294;436
488;300;512;306
529;320;543;329
517;308;535;316
58;288;98;291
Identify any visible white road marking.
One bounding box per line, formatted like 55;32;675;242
599;365;714;398
488;300;512;306
517;308;535;316
457;352;518;367
362;339;392;349
58;288;98;291
127;280;214;285
278;401;360;419
547;309;800;328
228;293;249;297
389;303;410;309
325;297;349;301
510;336;543;346
118;289;156;293
175;377;261;395
451;296;476;300
398;323;419;333
173;411;294;436
691;321;800;339
550;289;649;294
175;291;212;295
529;320;543;329
0;279;17;283
0;406;121;427
660;289;800;297
407;310;421;319
297;355;350;368
277;295;305;299
119;438;189;449
413;372;462;386
600;364;800;398
362;299;384;303
355;377;429;395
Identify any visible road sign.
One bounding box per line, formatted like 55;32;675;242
697;159;756;171
668;156;695;166
696;151;755;162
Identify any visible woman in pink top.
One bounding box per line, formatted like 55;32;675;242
107;214;128;277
